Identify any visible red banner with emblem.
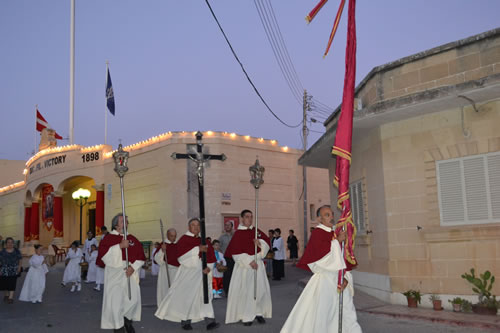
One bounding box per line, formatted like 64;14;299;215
41;184;54;231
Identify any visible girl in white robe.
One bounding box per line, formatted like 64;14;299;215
85;245;98;283
62;241;83;292
19;245;48;303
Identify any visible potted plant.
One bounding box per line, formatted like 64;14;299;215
429;294;442;310
461;269;499;315
448;297;463;312
402;289;421;308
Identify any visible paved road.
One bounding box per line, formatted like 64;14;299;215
0;261;493;332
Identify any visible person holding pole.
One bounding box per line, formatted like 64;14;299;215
97;213;145;333
280;205;362;333
155;218;220;331
154;228;179;307
224;209;272;326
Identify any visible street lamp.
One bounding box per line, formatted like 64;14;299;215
72;188;91;244
249;157;265;300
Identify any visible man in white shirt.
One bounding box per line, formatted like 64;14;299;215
272;228;285;281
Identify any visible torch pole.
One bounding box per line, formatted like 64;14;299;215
119;176;131;300
253;187;259;300
159;219;171;287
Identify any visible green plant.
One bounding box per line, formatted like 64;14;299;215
461;300;473;312
429;294;440;302
448;297;463;305
402;290;422;304
461;269;498;309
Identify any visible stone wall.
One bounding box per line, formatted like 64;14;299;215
356;30;500;110
380;99;500;298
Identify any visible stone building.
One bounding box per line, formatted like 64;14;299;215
0;130;328;258
300;28;500;308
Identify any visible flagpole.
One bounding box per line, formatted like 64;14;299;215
105;61;109;145
34;104;38;153
69;0;75;145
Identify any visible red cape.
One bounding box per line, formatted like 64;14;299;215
224;227;270;257
96;233;145;268
296;227;334;272
176;234;216;264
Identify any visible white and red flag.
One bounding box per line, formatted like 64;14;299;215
36;108;63;140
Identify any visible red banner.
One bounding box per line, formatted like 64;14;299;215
41;184;54;231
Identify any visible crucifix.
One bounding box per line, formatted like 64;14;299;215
171;131;226;304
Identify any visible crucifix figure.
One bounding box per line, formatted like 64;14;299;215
171;131;226;304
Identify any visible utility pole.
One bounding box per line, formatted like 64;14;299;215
302;90;309;250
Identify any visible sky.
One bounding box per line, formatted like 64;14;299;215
1;0;500;161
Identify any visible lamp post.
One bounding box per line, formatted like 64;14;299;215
249;157;265;300
112;143;131;299
72;188;91;244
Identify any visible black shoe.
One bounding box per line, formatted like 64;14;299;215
256;316;266;324
124;317;135;333
113;327;126;333
206;322;220;330
243;322;253;326
182;323;193;330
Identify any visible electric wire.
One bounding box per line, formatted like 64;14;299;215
254;0;302;103
204;0;302;128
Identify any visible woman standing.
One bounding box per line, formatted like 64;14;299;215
287;230;299;266
62;241;83;292
0;237;23;304
19;245;48;303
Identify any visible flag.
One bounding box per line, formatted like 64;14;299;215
36;109;63;140
306;0;358;289
331;0;358;278
106;68;115;115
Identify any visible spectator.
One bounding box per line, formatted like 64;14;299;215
287;230;299;266
272;228;285;281
0;237;22;304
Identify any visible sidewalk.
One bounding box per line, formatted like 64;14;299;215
299;278;500;331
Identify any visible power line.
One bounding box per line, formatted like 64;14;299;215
254;0;302;103
204;0;302;128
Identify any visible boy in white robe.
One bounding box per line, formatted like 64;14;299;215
155;228;179;307
224;209;272;326
19;245;48;303
155;218;219;331
97;214;145;333
281;205;362;333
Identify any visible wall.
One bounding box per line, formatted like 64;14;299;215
380;99;500;302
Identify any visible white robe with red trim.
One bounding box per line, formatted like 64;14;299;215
280;223;362;333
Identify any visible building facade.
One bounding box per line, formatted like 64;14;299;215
0;131;329;258
301;28;500;308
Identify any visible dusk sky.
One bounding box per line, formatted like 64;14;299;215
1;0;499;160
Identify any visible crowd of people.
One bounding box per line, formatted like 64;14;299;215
0;205;361;333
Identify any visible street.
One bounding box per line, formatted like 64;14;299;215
0;261;494;333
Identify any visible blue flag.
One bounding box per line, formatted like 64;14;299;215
106;68;115;115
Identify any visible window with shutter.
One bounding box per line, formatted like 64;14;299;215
349;180;365;232
436;152;500;226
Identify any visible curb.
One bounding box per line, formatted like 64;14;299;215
359;308;500;331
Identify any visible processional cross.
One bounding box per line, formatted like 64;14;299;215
171;131;226;304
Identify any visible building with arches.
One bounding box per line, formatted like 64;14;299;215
0;130;329;257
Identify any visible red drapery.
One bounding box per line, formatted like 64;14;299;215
24;206;31;242
30;202;40;241
53;196;63;237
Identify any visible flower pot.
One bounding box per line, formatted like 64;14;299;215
432;300;443;311
452;303;462;312
407;297;418;308
472;304;498;316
